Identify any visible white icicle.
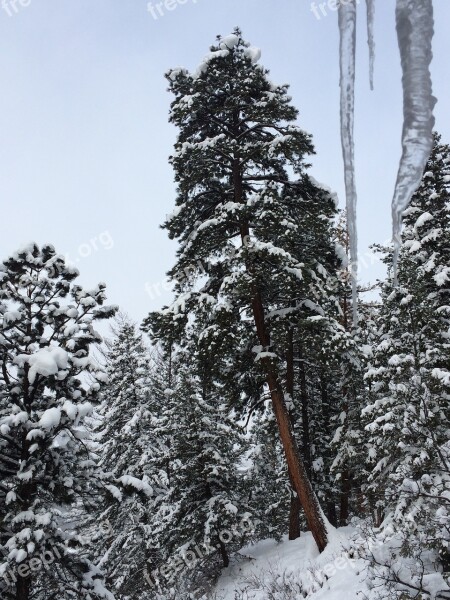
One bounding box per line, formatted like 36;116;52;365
392;0;436;275
338;0;358;325
366;0;375;90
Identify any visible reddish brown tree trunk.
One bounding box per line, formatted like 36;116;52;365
232;148;328;552
250;288;328;552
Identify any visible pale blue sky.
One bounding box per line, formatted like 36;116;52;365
0;1;449;321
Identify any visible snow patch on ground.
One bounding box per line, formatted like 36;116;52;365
215;527;367;600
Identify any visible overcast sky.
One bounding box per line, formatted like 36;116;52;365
1;0;449;323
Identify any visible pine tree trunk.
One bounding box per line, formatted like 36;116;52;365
286;328;300;540
288;492;301;540
327;501;338;528
15;432;33;600
339;470;350;525
298;345;312;479
320;379;338;527
251;288;329;551
232;144;328;552
15;575;31;600
218;539;230;568
339;287;351;526
251;298;328;551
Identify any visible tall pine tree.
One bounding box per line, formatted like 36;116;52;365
97;316;162;600
146;29;354;552
364;134;450;591
146;340;251;594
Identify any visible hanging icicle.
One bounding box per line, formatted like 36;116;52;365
392;0;436;276
366;0;375;90
338;0;358;325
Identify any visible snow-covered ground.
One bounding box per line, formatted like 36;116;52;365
215;527;369;600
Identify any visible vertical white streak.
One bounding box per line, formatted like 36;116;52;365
366;0;375;90
393;0;436;275
338;0;358;325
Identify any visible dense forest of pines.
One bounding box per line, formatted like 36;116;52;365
1;31;449;600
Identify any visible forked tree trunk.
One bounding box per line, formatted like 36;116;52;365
232;150;328;552
249;289;328;552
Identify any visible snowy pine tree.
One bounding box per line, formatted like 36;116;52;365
363;134;450;593
246;403;291;540
96;316;164;599
146;343;252;594
0;243;116;600
145;28;357;552
329;212;370;526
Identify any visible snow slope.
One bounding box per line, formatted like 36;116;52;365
215;527;369;599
